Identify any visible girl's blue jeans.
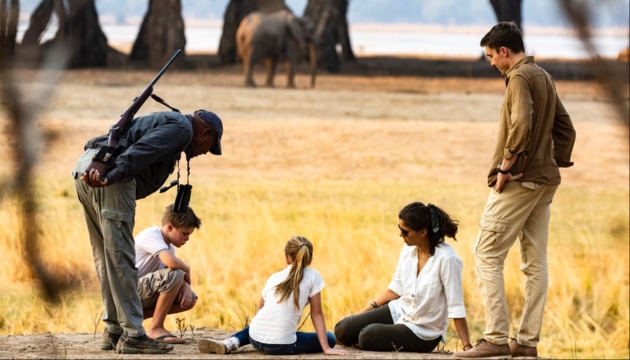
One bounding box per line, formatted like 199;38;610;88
232;326;336;355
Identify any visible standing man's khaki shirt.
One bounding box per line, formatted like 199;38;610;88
487;56;576;187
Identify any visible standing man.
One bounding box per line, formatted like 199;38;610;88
73;110;223;354
453;22;576;359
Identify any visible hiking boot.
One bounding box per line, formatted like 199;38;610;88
452;339;512;359
509;339;538;358
100;330;121;351
198;337;239;354
116;334;174;354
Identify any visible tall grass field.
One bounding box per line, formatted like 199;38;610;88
0;72;628;358
1;175;627;359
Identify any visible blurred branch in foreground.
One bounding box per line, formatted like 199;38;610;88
559;0;629;132
0;1;74;303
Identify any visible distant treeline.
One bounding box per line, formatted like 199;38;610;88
18;0;630;28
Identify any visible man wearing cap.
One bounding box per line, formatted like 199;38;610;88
73;109;223;354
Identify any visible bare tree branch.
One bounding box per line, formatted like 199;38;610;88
1;15;73;302
558;0;629;132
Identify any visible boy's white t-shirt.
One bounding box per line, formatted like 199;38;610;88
135;226;175;278
248;266;325;344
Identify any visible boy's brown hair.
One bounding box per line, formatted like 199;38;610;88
161;204;202;229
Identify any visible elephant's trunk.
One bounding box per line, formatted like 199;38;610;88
308;41;317;88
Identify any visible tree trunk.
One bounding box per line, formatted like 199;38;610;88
219;0;256;64
304;0;354;73
218;0;290;65
17;0;109;68
0;0;19;63
20;0;53;47
62;0;109;68
130;0;186;69
254;0;289;12
490;0;523;32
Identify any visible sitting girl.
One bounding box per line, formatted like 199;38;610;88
198;236;347;356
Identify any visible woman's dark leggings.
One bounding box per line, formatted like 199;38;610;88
334;305;441;353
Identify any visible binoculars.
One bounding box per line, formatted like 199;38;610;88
160;180;192;213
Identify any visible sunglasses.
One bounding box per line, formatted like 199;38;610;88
398;224;411;237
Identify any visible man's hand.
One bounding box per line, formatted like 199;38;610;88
184;271;191;285
494;172;523;193
80;169;108;188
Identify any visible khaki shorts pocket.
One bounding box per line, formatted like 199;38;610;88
474;216;509;254
138;268;185;309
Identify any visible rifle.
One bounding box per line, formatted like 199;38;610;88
85;49;182;180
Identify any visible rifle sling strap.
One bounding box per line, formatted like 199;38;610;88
151;94;180;113
91;146;117;165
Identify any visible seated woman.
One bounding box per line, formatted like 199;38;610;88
334;202;472;353
198;236;348;356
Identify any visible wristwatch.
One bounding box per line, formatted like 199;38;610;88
496;164;511;175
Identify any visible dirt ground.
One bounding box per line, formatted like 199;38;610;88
0;328;460;359
0;56;628;359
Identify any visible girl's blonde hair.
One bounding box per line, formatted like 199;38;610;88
274;235;313;309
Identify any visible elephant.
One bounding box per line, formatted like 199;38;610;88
236;10;317;88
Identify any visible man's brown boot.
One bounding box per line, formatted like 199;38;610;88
452;339;512;359
509;339;538;358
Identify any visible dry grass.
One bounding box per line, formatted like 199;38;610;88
0;70;628;359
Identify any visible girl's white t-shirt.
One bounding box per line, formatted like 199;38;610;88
249;266;325;344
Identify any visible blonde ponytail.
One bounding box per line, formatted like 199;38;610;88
274;236;313;310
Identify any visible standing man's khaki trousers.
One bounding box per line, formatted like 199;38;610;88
73;149;145;337
474;180;558;347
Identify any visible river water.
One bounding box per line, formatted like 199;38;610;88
17;23;629;60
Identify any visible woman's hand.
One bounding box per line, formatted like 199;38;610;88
324;348;349;356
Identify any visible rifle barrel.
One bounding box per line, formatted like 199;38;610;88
148;49;182;87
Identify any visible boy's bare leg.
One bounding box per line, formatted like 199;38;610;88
143;296;198;318
144;278;184;340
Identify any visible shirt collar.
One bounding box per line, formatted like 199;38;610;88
506;56;535;80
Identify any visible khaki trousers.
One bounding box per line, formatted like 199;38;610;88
474;181;558;347
73;149;145;337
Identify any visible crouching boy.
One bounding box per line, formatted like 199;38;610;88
135;204;201;344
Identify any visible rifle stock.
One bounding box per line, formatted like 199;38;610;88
84;49;181;181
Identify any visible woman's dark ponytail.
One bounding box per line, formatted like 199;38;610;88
399;202;459;256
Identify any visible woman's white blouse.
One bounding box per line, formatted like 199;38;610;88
388;242;466;341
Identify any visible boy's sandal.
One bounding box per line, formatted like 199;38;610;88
153;334;186;344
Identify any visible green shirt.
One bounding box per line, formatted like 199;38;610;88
487;56;576;187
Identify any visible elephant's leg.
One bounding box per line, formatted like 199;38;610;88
243;51;256;88
285;60;296;88
265;58;278;87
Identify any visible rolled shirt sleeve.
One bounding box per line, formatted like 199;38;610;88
504;75;533;160
440;255;466;319
387;247;406;296
551;95;576;167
